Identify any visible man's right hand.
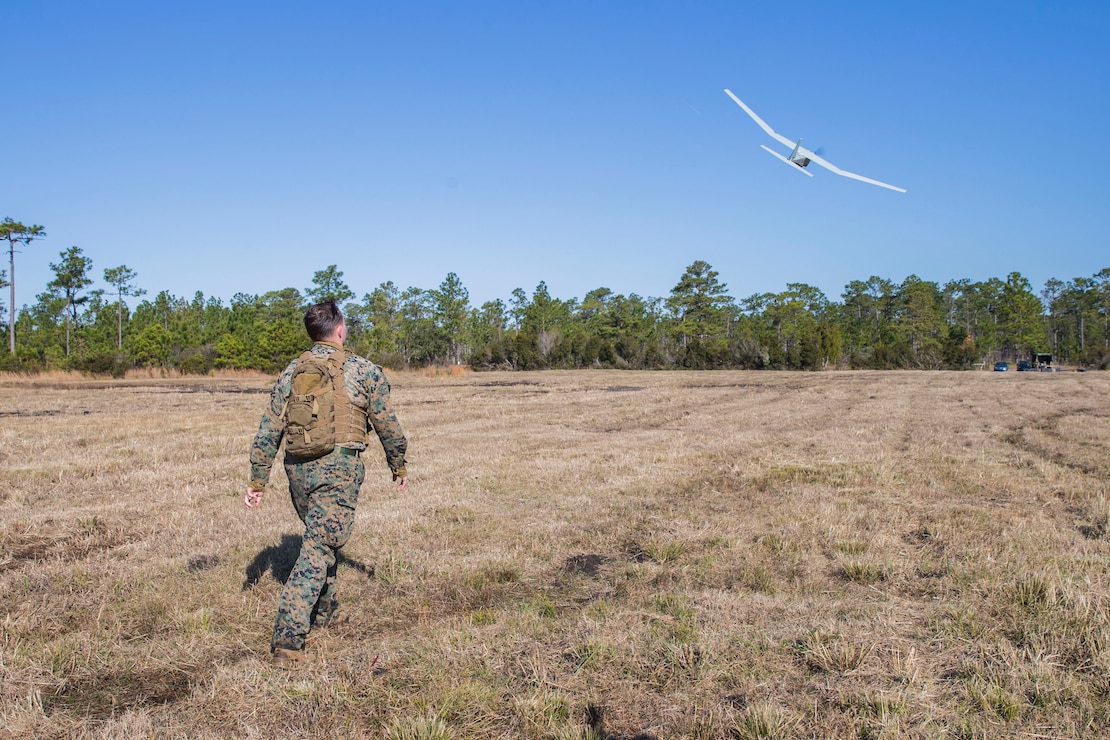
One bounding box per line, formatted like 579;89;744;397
244;487;265;509
393;474;408;492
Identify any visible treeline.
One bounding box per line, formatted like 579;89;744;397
2;233;1109;375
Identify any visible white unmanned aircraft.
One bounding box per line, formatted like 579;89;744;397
724;89;906;193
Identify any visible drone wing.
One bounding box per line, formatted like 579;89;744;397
724;89;795;149
725;88;907;193
800;147;907;193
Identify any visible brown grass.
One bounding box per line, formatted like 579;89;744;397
410;364;474;379
2;369;1109;738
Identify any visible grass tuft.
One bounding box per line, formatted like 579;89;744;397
385;715;454;740
839;559;889;584
798;630;873;673
1008;574;1057;610
731;703;799;740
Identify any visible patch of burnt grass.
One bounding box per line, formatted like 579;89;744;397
907;521;944;545
1;517;141;572
0;408;62;418
432;562;529;616
1;530;56;568
186;554;222;572
1078;497;1110;540
45;664;197;719
169;384;264;394
564;554;609;577
475;380;540;387
622;540;653;563
1079;519;1108;540
44;641;255;721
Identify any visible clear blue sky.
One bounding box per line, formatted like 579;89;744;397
5;1;1108;312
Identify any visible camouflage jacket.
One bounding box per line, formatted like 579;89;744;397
248;341;408;491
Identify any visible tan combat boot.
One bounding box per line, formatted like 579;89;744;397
272;646;312;668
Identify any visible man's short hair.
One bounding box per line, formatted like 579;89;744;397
304;300;344;341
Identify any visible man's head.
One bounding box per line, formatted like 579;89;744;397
304;300;347;344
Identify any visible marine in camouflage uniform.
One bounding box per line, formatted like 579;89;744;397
246;300;407;660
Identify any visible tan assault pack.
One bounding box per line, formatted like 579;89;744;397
283;349;366;460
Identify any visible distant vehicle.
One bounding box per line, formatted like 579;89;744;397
1033;352;1054;371
1017;360;1033;371
994;362;1009;372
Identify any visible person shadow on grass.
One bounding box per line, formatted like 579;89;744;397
242;533;375;590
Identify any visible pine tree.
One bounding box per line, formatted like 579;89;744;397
103;265;145;349
48;247;93;358
1;218;47;353
667;261;732;348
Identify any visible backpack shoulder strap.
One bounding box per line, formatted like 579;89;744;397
324;348;348;376
328;348;366;445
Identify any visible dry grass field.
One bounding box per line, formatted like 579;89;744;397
2;368;1110;739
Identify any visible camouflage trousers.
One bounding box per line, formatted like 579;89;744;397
272;448;365;652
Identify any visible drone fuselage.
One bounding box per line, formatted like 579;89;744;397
788;141;811;168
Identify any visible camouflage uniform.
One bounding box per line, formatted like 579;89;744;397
249;340;407;652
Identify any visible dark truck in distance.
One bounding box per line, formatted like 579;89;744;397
1013;353;1056;371
1032;353;1055;371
